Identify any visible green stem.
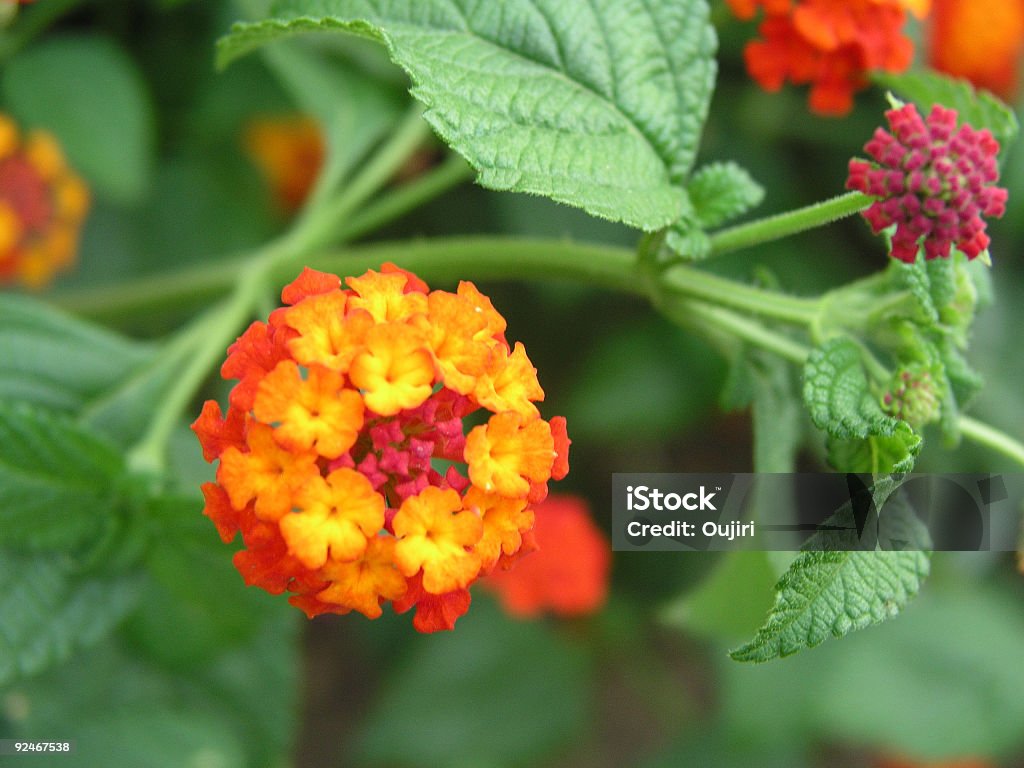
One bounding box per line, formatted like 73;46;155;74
310;240;815;363
339;153;474;241
958;416;1024;469
305;237;644;293
661;298;812;364
661;264;820;325
52;152;474;322
288;104;432;254
77;304;223;428
126;259;272;474
709;191;872;256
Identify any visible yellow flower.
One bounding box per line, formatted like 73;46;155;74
393;486;483;594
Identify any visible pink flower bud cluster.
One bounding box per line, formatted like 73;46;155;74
847;103;1008;263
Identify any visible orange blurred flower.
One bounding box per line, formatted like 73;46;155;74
0;114;89;288
729;0;929;115
243;115;325;213
483;495;610;619
927;0;1024;100
194;265;571;633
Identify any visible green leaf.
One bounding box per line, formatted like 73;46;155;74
356;599;590;767
665;208;713;260
872;69;1019;152
896;256;940;325
218;0;719;230
0;403;124;554
3;35;155;203
893;251;960;329
124;495;281;669
0;550;139;686
803;337;896;439
0;294;152;415
826;421;922;475
688;161;764;228
729;545;929;663
940;340;984;407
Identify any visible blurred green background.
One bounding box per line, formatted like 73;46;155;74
1;1;1023;766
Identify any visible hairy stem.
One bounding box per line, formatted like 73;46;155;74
289;103;432;254
661;299;812;364
661;264;820;325
126;259;272;475
709;191;872;256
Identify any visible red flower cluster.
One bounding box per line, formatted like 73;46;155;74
847;103;1007;262
193;265;570;633
728;0;927;115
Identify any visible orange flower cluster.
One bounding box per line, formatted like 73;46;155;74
193;265;570;633
928;0;1024;100
243;116;325;213
0;114;89;288
728;0;929;115
484;495;610;619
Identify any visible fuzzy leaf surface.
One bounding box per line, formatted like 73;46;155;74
218;0;718;229
804;338;896;439
0;295;152;415
0;551;139;686
730;545;929;663
0;403;124;553
688;161;764;228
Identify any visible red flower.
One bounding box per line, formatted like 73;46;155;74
731;0;926;116
847;103;1008;262
483;495;610;619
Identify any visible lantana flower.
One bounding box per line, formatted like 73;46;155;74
927;0;1024;101
846;103;1008;262
483;495;610;619
0;114;89;288
243;116;325;213
728;0;928;115
193;265;570;633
